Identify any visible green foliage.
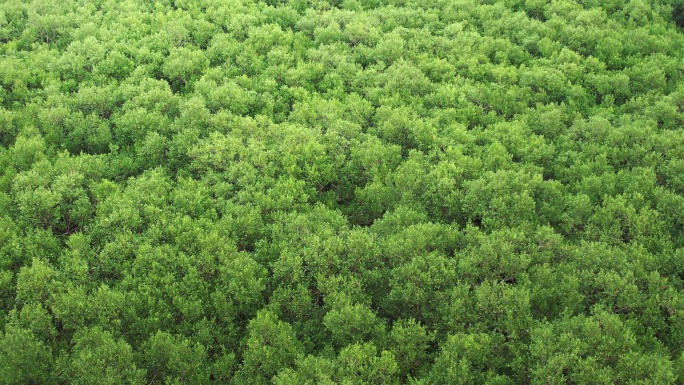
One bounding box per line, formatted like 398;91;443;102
58;326;145;385
428;332;513;385
0;325;53;385
235;310;303;384
139;331;209;384
530;310;676;384
0;0;683;383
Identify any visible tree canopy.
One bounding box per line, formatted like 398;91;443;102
1;0;684;383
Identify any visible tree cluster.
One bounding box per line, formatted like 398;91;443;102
1;0;684;383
